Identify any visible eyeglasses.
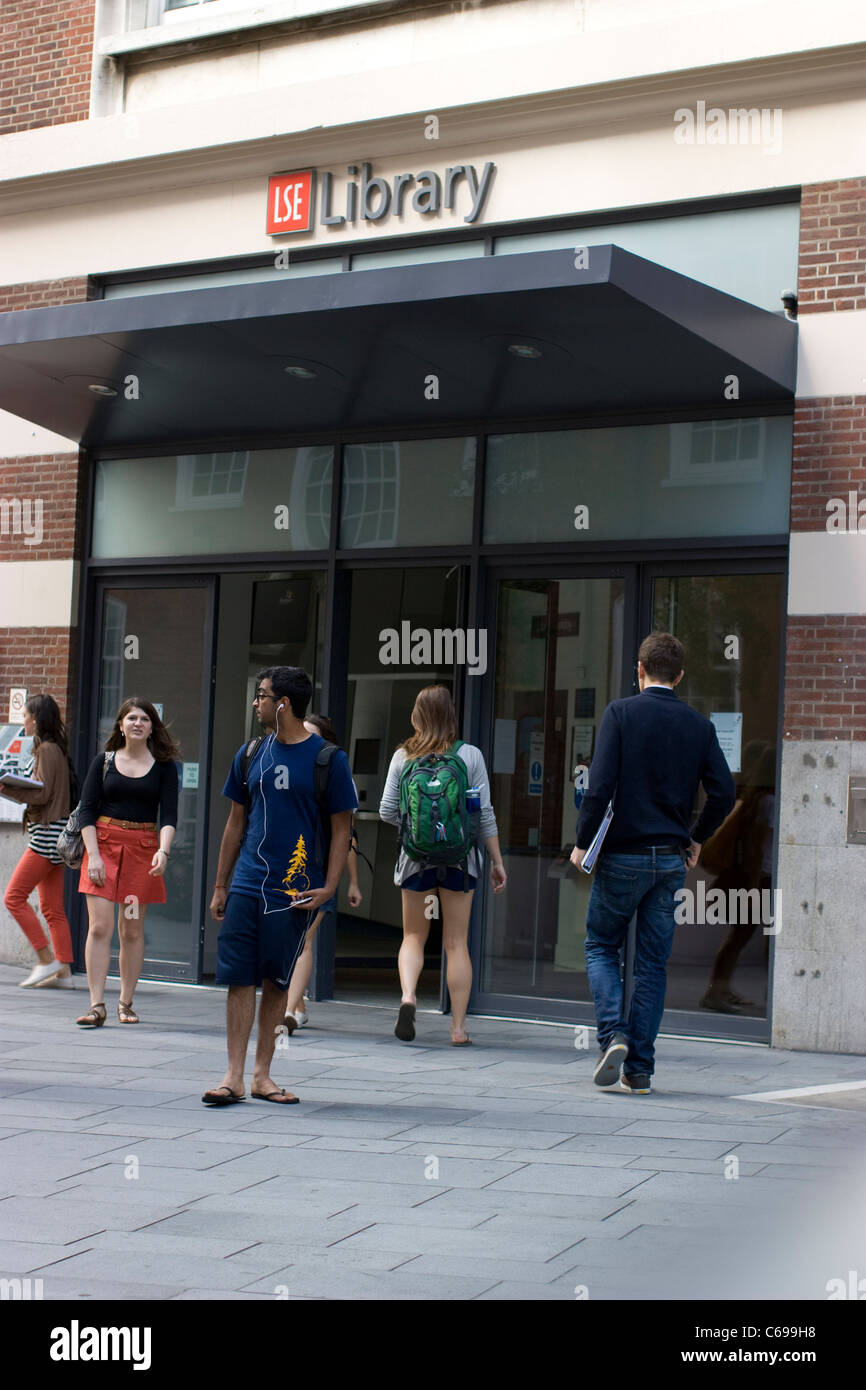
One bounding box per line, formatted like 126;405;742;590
253;690;274;703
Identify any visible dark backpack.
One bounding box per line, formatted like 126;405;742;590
397;741;476;877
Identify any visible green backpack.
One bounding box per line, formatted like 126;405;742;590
398;741;477;873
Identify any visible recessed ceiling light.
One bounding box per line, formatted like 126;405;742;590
88;383;118;397
507;344;542;359
284;365;317;379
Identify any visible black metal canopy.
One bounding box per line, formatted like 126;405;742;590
0;245;797;450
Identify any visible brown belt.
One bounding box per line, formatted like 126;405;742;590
97;816;157;830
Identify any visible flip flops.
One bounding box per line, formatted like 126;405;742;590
394;1003;416;1041
201;1086;245;1106
251;1089;300;1105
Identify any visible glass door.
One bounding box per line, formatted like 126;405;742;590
336;565;464;1004
88;578;214;981
478;568;636;1016
649;567;784;1037
203;569;327;978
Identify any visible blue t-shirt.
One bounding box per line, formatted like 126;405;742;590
223;734;357;907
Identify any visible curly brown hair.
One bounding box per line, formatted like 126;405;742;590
105;698;181;762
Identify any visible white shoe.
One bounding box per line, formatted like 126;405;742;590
19;960;63;988
294;1011;309;1027
36;972;74;988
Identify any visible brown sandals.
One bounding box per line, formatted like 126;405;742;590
76;1002;107;1028
117;999;139;1024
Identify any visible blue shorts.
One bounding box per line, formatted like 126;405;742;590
215;891;312;989
402;867;477;893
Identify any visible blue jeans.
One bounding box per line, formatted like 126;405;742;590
585;851;686;1078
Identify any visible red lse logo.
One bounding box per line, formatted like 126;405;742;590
267;170;314;235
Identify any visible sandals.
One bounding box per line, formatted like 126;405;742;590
76;1002;107;1028
251;1088;300;1105
117;999;139;1024
394;1002;416;1041
202;1086;245;1107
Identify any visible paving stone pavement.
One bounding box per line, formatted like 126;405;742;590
1;964;865;1302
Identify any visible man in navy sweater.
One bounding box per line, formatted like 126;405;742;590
571;632;735;1094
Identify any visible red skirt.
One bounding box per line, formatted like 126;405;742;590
79;821;167;906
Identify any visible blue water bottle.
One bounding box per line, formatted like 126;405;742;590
466;786;482;814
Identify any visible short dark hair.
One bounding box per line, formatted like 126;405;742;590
638;632;684;684
256;666;312;719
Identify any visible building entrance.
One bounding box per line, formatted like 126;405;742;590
332;565;463;1006
478;568;635;1012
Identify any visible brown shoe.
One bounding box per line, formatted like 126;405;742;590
76;1002;106;1028
117;999;139;1024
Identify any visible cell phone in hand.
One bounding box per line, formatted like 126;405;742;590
292;895;313;906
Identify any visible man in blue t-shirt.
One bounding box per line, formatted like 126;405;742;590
203;666;356;1108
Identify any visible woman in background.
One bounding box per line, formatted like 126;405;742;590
2;694;74;988
379;684;506;1046
75;698;180;1028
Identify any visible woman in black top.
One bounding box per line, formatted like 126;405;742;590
76;698;180;1028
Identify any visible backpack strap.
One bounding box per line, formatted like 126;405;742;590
240;737;264;836
313;742;340;867
240;737;264;795
350;823;374;874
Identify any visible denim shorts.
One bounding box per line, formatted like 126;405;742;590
403;867;477;893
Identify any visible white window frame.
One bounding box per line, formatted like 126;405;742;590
173;452;249;510
663;418;767;488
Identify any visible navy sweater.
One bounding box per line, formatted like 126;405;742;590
575;686;735;854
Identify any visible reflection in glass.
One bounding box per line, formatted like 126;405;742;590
652;574;783;1022
93;447;333;557
485;417;791;544
340;437;475;548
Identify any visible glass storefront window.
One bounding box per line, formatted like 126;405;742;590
340;437;475;548
484;417;792;544
93;447;333;557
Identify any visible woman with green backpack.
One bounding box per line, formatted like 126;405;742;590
379;684;506;1045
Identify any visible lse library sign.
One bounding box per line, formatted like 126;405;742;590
267;161;496;235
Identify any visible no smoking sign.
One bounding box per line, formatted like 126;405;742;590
8;688;26;724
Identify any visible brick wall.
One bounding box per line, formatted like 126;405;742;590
0;628;77;729
0;455;81;562
0;278;92;312
783;617;866;741
790;397;866;530
798;178;866;314
0;1;96;135
785;181;866;741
